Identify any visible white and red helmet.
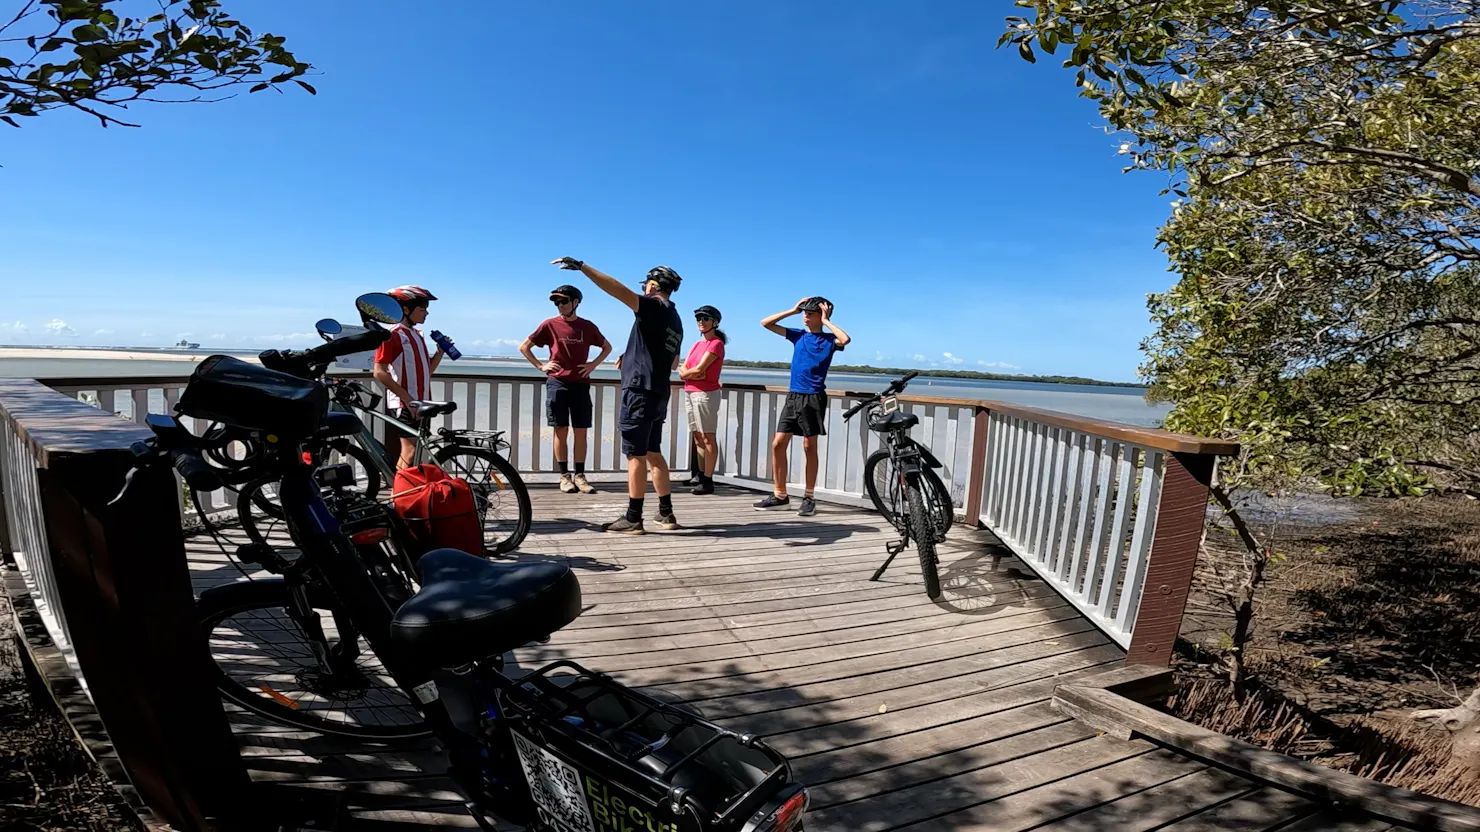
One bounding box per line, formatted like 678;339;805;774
387;285;437;304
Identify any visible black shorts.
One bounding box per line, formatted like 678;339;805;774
545;378;593;428
392;407;422;428
777;392;828;438
618;388;667;457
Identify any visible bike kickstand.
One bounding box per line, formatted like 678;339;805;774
871;539;906;581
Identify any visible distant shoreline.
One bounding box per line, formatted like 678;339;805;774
0;345;1145;389
723;359;1145;389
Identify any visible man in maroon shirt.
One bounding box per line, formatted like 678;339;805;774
520;284;612;493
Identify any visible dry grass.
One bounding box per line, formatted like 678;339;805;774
1170;676;1480;806
0;587;140;832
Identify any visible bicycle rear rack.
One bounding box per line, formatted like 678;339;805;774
495;660;793;831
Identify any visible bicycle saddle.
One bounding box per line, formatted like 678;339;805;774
411;400;457;419
390;549;582;669
870;410;919;432
319;411;365;438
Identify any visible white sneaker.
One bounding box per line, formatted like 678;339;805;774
559;474;577;493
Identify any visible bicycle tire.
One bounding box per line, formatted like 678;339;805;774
863;450;953;537
906;475;942;599
433;445;532;556
238;441;383;546
197;580;430;740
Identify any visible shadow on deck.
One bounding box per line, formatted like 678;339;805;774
185;486;1398;831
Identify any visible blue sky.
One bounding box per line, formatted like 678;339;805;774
0;2;1177;382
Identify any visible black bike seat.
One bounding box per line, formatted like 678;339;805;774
411;400;457;419
870;410;918;432
390;549;582;669
319;411;365;438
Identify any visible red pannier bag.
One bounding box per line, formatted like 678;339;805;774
392;463;484;557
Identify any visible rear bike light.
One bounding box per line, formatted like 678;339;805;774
349;527;389;545
751;788;808;832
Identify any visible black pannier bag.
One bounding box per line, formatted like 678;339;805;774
177;355;329;435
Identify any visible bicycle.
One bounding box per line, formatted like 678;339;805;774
120;295;809;832
237;319;532;557
843;372;954;599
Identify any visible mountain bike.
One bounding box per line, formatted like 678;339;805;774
843;372;953;599
237;324;532;557
122;297;809;832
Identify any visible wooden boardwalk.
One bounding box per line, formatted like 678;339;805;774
185;485;1399;831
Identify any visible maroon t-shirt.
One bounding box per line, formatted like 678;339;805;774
528;316;605;382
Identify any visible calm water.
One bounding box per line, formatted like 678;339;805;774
2;351;1169;427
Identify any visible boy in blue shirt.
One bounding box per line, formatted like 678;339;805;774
756;296;852;516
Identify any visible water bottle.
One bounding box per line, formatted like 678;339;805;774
429;329;461;361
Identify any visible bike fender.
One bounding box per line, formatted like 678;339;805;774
901;437;945;469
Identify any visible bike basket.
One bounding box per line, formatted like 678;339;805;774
178;355;328;435
498;661;793;832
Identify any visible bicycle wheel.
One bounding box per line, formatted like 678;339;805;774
864;451;952;537
198;579;430;739
434;445;532;556
239;441;383;547
906;475;942;599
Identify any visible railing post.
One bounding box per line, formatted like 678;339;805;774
961;406;991;526
1126;451;1215;666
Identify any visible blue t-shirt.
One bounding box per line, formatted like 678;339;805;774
786;328;840;393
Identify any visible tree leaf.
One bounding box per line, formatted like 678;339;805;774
0;116;18;128
295;79;316;95
248;81;269;93
1018;41;1036;63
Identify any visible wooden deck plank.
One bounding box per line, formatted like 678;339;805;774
1156;787;1319;831
184;484;1335;830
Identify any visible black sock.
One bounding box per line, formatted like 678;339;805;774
557;460;569;474
625;498;643;522
574;462;585;475
658;494;673;515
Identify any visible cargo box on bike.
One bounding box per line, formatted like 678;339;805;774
177;355;328;436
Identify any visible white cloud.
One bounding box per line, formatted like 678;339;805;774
94;328;115;336
978;360;1020;370
910;353;927;362
209;332;226;340
253;332;316;343
7;320;28;334
140;331;154;338
175;332;193;339
44;319;77;337
469;338;523;350
941;352;963;366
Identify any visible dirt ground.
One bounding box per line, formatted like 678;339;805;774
1175;492;1480;798
0;586;142;832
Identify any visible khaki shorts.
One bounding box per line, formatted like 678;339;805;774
685;389;720;434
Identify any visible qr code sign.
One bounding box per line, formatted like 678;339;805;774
512;731;596;832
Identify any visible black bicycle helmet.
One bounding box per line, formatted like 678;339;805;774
693;305;721;323
797;296;831;313
646;265;682;294
550;284;583;302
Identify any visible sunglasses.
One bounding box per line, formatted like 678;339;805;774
695;315;715;323
551;296;574;306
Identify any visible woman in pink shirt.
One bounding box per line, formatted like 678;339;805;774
678;305;727;494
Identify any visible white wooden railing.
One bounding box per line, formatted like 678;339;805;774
35;370;1234;665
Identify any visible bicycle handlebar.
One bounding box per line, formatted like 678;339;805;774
843;372;919;421
261;329;390;379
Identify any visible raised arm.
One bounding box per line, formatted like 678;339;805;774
761;299;805;336
820;302;851;348
552;257;639;312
